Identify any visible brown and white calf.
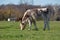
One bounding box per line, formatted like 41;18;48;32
20;8;50;30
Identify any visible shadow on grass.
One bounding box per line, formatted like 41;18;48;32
0;34;23;38
0;26;11;29
0;25;14;29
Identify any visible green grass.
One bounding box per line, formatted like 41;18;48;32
0;21;60;40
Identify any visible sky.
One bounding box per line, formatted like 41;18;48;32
0;0;60;5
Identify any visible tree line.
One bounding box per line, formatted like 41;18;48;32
0;4;60;21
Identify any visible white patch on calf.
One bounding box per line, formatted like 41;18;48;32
20;23;23;30
41;8;47;11
22;9;31;21
24;9;31;16
37;8;41;11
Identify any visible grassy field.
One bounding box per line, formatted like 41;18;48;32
0;21;60;40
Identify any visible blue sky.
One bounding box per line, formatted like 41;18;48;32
0;0;60;5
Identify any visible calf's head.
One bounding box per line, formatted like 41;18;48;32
20;21;26;30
